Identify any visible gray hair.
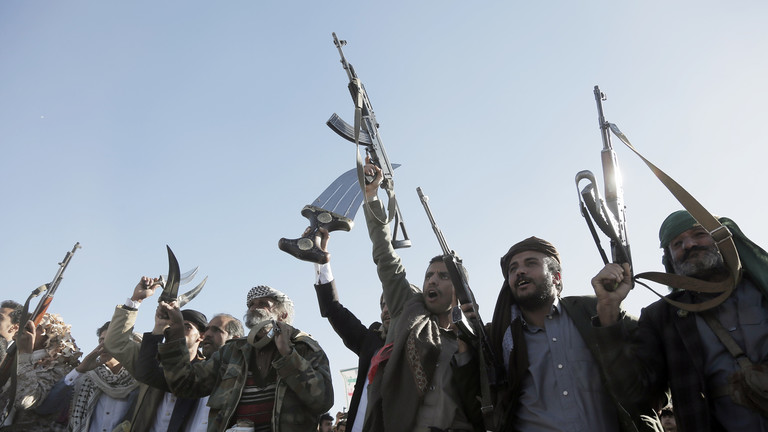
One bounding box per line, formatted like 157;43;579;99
213;313;245;339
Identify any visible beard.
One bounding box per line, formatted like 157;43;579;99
511;274;557;311
243;308;280;329
672;245;727;279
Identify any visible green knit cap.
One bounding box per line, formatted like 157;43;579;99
659;210;701;249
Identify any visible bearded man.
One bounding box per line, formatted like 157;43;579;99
489;237;662;432
591;210;768;431
157;285;333;432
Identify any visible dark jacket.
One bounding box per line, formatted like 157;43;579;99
593;283;767;432
314;280;385;429
104;306;200;432
492;295;663;432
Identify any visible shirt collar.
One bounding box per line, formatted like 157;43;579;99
510;296;561;326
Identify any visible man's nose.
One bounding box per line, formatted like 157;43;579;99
682;235;699;250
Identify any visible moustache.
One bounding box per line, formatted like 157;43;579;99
681;245;715;262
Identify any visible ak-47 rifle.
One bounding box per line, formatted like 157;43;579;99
417;187;501;428
575;86;631;274
326;32;411;249
0;242;81;421
26;242;82;327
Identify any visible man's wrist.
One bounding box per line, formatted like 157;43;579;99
124;298;142;310
314;263;334;285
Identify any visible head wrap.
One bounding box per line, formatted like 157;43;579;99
499;237;560;287
181;309;208;333
658;210;768;294
246;285;295;324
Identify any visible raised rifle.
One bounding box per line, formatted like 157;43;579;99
326;32;410;249
575;86;631;273
417;187;501;429
0;242;81;422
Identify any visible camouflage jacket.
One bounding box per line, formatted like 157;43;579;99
158;327;333;432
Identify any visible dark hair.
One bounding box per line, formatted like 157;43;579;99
97;321;111;337
542;256;563;293
427;255;469;282
320;413;333;422
1;300;22;325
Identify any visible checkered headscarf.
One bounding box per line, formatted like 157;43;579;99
246;285;295;324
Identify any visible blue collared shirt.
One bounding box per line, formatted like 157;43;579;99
503;298;618;432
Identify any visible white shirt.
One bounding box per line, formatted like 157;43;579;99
63;368;133;432
184;396;210;432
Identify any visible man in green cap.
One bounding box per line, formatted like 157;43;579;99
590;210;768;431
489;236;661;432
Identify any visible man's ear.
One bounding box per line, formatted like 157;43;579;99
9;323;19;336
553;272;563;292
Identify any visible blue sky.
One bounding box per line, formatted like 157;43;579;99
2;1;767;415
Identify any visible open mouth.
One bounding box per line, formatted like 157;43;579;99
515;277;532;288
426;289;439;299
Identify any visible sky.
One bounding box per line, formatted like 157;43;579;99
2;0;767;417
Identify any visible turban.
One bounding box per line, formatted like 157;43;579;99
181;309;208;333
500;236;560;280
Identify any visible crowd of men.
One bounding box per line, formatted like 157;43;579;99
1;160;766;432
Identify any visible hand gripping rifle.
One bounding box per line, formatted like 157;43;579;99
575;86;632;276
417;187;500;429
0;242;81;422
326;32;411;249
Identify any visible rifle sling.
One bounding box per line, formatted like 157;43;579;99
476;346;495;430
611;124;742;312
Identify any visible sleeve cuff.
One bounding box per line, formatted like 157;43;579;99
64;368;82;385
314;263;334;285
123;298;141;310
